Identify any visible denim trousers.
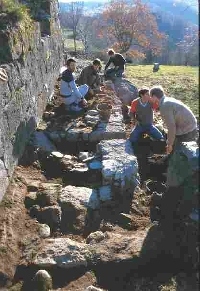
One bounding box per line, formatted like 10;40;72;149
105;68;124;78
129;124;164;143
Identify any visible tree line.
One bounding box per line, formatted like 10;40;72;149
59;0;198;66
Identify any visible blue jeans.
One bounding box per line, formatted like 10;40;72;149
129;124;164;143
105;68;124;78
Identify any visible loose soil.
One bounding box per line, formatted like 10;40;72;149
0;82;198;291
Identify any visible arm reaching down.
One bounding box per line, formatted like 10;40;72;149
105;57;112;71
161;109;176;148
69;80;83;99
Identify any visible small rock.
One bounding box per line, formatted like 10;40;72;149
86;231;106;244
32;269;52;291
24;192;37;208
39;224;51;238
51;151;64;158
87;110;99;116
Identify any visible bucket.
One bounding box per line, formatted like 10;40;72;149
96;103;112;121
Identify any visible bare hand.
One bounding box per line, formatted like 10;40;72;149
82;98;87;106
166;145;173;154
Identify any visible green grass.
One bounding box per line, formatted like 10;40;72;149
61;28;84;50
126;65;199;116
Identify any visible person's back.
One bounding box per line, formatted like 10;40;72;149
160;96;197;136
110;53;126;70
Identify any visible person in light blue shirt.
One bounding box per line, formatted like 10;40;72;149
60;58;89;111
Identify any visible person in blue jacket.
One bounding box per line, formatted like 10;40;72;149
60;58;89;112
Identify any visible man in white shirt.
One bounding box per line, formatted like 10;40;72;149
59;58;89;112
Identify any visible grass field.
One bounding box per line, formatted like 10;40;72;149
62;28;84;50
126;65;199;116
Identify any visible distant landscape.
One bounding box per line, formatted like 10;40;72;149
58;0;198;66
59;0;198;24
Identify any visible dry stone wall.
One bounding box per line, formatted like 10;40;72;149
0;0;63;201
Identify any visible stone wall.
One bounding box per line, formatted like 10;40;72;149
0;0;63;201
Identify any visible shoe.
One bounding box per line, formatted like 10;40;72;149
70;103;82;112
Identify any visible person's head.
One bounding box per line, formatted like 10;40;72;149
66;58;76;72
107;49;115;56
138;87;150;102
150;85;165;103
92;58;102;71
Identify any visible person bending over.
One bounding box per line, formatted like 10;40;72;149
77;59;102;96
150;85;197;155
104;49;126;79
150;85;198;229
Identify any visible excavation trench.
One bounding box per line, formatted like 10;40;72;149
0;80;198;291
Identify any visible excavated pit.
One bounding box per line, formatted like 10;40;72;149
0;80;198;291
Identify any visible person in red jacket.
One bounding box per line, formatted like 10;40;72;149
129;87;164;144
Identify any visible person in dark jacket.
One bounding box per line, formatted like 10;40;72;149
104;49;126;78
77;59;102;96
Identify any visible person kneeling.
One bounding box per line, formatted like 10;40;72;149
60;58;89;112
77;58;102;98
129;87;164;146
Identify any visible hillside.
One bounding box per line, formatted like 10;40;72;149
58;0;198;24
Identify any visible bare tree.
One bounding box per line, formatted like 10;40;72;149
77;16;93;54
66;1;84;53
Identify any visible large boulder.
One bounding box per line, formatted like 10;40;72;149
97;139;139;195
114;78;138;105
